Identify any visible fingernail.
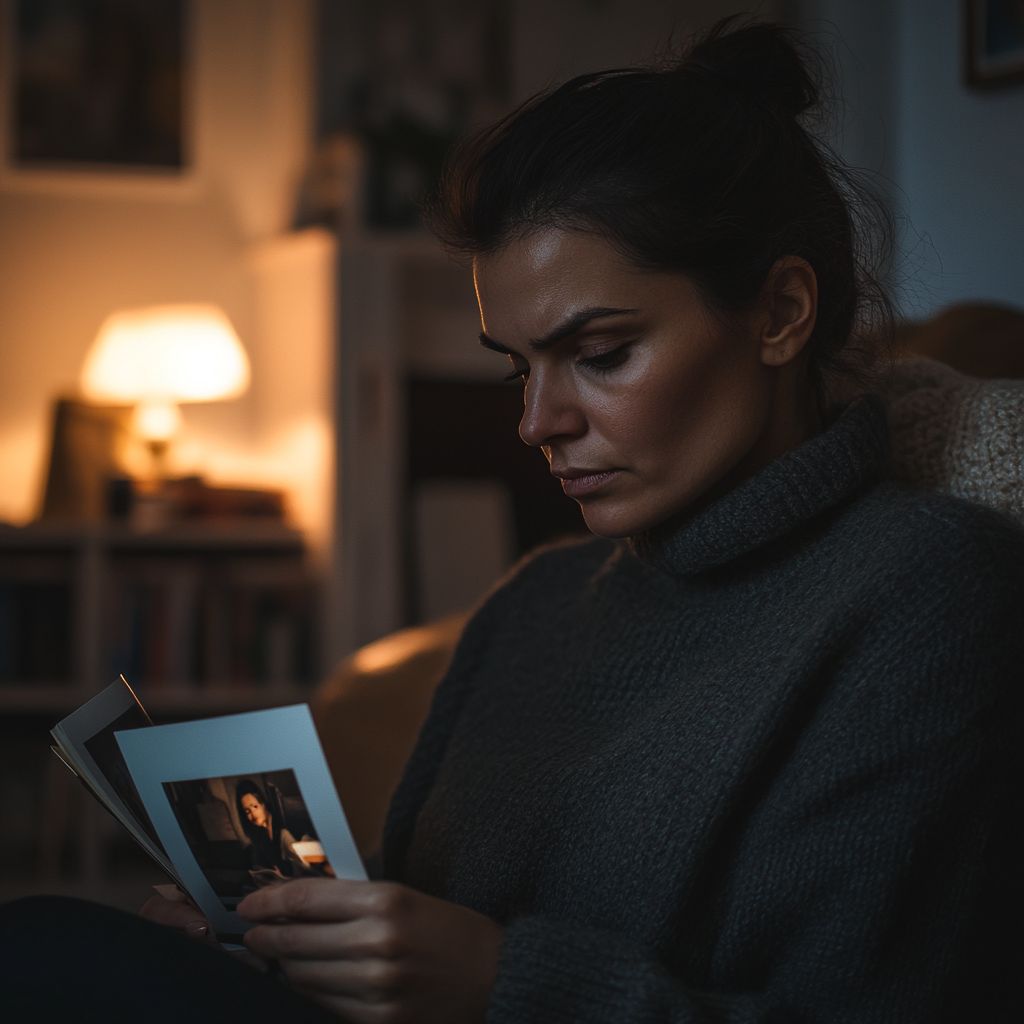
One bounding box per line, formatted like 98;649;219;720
186;922;208;938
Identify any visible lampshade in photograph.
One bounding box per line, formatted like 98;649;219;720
81;304;250;404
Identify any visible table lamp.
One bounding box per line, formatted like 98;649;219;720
80;303;250;473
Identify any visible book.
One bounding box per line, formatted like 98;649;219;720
51;677;365;948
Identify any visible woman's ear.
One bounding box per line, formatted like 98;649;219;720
759;256;817;367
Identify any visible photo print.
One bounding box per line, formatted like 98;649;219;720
50;677;177;880
163;769;334;910
116;703;365;940
83;705;163;850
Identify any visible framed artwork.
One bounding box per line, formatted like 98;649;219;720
315;0;511;228
965;0;1024;88
0;0;193;197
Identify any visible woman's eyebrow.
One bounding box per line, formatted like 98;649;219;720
479;333;513;355
479;306;639;355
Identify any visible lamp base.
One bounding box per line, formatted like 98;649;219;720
146;437;170;480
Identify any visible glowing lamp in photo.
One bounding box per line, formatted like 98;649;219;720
81;303;250;465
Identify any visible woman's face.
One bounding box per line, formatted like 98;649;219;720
241;792;268;830
473;229;816;538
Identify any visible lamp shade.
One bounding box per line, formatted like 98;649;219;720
81;304;250;404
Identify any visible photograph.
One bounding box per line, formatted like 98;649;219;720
115;704;365;935
81;703;163;851
50;676;172;869
163;769;335;910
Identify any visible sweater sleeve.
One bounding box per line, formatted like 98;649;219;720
384;538;616;880
486;510;1024;1024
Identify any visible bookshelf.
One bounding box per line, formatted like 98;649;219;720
0;520;318;716
0;520;320;882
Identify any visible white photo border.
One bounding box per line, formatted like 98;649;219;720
117;704;366;938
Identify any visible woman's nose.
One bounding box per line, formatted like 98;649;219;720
518;371;586;447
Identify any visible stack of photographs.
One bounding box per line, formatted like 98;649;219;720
51;677;180;883
51;678;365;946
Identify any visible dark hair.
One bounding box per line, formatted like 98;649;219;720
428;18;894;414
235;779;271;844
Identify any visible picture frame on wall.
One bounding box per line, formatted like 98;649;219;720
0;0;195;198
965;0;1024;88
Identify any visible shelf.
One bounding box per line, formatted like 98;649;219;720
0;685;84;715
0;683;316;718
0;520;305;554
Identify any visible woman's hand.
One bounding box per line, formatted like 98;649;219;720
140;884;217;946
141;885;268;971
238;878;503;1023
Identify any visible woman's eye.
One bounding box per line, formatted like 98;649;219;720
503;355;529;382
578;345;631;373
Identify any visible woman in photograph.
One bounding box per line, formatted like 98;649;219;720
3;17;1021;1024
235;779;333;884
235;779;297;879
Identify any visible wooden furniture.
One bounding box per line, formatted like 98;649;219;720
0;520;316;715
0;519;318;880
899;302;1024;379
329;234;473;663
328;233;580;663
311;612;467;857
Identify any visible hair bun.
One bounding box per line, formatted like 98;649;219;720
685;19;818;119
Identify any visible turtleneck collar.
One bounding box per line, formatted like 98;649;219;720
628;395;890;576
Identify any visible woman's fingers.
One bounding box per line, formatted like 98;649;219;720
139;892;212;941
241;879;502;1023
228;949;270;973
279;956;402;999
244;918;398;962
238;877;401;924
152;883;190;904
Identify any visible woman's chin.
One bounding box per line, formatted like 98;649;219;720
577;475;708;538
579;499;671;540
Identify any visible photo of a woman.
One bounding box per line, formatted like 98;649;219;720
234;778;333;884
236;779;296;879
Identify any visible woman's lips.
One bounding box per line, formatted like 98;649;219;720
557;469;621;498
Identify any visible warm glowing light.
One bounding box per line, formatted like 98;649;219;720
352;628;438;674
81;304;250;404
132;401;182;442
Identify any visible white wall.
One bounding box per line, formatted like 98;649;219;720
796;0;1024;315
894;0;1024;312
0;0;333;537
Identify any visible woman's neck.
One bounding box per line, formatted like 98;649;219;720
694;372;818;515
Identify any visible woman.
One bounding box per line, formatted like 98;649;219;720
4;19;1022;1024
236;780;301;881
235;780;335;887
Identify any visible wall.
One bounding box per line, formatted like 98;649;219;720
512;0;782;100
894;0;1024;312
796;0;1024;315
0;0;333;541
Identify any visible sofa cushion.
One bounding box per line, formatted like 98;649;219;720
885;356;1024;522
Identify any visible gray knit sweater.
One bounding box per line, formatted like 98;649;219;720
383;396;1024;1023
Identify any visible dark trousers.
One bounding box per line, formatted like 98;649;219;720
0;895;339;1023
